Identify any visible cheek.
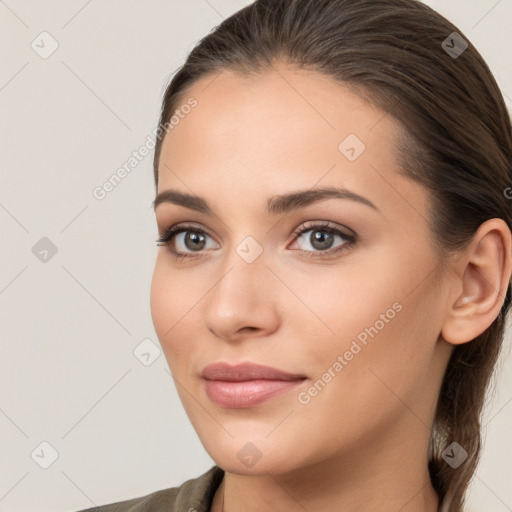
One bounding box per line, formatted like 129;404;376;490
284;259;405;352
150;259;197;367
150;261;171;341
290;248;438;394
289;288;437;457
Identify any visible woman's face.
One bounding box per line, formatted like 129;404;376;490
150;64;454;475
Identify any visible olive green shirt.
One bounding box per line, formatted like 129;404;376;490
75;465;224;512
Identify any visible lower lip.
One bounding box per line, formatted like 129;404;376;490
204;378;306;408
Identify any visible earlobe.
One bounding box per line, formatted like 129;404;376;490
441;219;512;346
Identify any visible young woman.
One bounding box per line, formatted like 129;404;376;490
76;0;512;510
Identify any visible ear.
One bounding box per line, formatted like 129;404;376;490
441;218;512;345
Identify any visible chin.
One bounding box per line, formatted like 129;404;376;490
212;455;294;476
200;434;304;476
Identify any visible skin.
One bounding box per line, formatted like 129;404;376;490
150;62;512;512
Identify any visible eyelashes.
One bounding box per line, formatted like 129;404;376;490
156;220;357;261
156;223;215;261
289;221;356;258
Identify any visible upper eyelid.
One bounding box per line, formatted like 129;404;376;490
157;222;357;263
293;220;355;236
159;221;354;245
159;223;218;242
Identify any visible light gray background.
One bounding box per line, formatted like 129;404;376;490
0;1;511;511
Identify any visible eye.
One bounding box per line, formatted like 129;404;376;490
156;223;219;260
290;221;356;258
156;220;357;260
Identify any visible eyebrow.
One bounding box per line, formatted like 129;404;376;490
152;186;379;215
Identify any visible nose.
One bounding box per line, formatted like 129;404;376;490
203;248;280;343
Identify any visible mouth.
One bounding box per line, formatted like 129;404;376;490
201;361;307;408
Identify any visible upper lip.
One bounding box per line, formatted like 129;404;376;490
201;362;306;382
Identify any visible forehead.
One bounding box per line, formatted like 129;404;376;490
162;66;396;167
167;65;394;152
156;64;429;227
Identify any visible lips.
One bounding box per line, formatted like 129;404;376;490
201;362;307;408
201;361;306;381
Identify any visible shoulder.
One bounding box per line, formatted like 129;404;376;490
72;465;224;512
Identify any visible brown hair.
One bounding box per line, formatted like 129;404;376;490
152;0;512;509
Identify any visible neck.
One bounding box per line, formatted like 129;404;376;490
211;417;440;512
